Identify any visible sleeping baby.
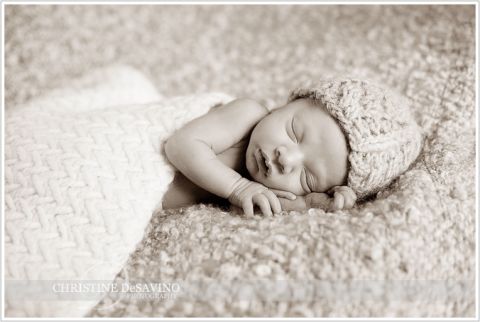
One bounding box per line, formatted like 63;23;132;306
162;79;423;216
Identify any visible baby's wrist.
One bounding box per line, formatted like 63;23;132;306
227;177;252;204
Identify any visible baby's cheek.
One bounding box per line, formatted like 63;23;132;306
264;175;302;195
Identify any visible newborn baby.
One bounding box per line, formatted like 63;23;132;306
162;79;423;216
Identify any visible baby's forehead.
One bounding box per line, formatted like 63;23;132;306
289;97;326;111
286;98;331;120
271;97;321;115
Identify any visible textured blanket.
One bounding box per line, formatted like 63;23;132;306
4;65;233;317
5;4;476;317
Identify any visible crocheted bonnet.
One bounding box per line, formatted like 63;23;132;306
288;79;423;200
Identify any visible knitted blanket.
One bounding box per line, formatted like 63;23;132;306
4;65;233;317
5;5;475;318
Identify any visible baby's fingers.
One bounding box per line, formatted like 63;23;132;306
343;193;356;209
264;190;281;214
333;192;345;210
339;187;356;201
270;189;296;200
279;196;307;211
332;186;357;209
242;199;254;217
252;194;272;216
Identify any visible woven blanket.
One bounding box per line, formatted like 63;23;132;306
4;65;233;317
5;4;475;318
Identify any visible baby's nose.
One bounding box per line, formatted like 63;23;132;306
275;146;303;174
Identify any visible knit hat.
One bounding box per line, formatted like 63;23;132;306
288;79;424;200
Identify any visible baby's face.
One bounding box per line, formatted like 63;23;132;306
245;98;349;195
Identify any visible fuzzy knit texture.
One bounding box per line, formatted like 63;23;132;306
5;4;476;318
288;79;424;200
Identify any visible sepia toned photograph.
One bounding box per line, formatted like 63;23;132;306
3;1;477;319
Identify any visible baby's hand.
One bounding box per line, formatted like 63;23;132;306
228;178;281;216
277;195;307;211
270;189;304;211
305;186;356;211
276;193;330;211
305;192;331;209
328;186;357;211
276;186;357;212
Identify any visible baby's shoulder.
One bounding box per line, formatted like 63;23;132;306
212;97;269;118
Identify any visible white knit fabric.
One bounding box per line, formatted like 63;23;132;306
10;64;163;114
4;66;234;317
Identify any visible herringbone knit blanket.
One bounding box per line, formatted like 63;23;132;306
4;65;233;317
5;4;475;317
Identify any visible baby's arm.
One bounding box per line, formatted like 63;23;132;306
164;98;280;216
162;141;247;209
162;171;217;209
